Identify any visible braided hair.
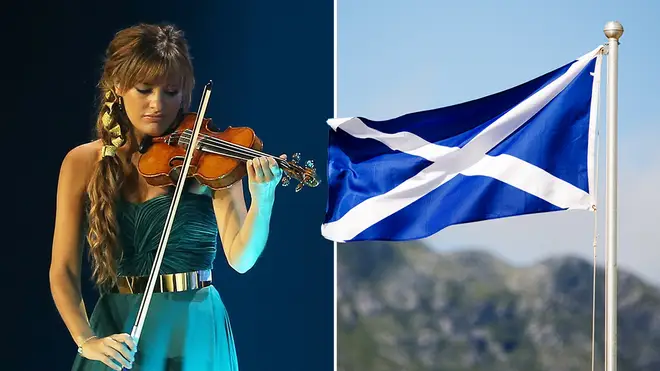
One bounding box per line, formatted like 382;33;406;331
86;23;195;291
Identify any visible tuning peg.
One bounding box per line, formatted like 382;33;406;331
291;152;301;164
281;174;290;187
305;159;315;169
295;183;304;192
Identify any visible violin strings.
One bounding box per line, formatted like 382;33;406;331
195;139;309;180
177;130;282;164
177;133;318;185
196;143;258;163
176;131;298;171
174;136;310;183
180;134;293;171
176;131;277;162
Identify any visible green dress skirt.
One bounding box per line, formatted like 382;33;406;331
71;192;239;371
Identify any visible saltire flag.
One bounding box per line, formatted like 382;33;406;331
322;46;605;242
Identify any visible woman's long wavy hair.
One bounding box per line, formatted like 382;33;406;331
86;23;195;291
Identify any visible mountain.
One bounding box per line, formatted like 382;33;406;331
337;241;660;371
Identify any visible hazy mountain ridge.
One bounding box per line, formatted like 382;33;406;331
337;241;660;371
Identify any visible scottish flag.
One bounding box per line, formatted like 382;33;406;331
322;46;605;242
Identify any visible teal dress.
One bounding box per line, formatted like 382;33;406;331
71;191;239;371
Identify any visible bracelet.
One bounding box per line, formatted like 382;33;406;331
77;335;98;355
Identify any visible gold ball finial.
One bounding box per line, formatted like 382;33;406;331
604;21;624;40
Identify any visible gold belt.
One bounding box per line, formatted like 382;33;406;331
111;269;213;294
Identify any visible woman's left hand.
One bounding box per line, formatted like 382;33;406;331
246;154;286;206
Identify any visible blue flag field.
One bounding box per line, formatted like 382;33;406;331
322;46;605;242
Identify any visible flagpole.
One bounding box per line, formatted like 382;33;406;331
603;20;623;371
333;1;338;370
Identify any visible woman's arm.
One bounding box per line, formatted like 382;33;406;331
212;155;284;274
49;144;97;346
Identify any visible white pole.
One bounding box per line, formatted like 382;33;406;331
603;20;623;371
333;1;338;370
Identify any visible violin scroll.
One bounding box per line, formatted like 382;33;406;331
279;152;320;192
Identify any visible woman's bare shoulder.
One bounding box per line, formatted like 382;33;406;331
62;139;103;168
58;140;103;192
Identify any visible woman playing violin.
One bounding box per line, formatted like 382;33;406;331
49;23;283;370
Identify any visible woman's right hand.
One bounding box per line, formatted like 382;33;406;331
79;333;136;370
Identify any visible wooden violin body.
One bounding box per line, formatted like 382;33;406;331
137;112;319;192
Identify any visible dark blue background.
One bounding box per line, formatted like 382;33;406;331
6;1;333;370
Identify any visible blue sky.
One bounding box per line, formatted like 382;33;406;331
337;0;660;284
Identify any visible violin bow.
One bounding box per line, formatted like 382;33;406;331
123;81;213;367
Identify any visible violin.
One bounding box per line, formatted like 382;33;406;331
136;111;320;192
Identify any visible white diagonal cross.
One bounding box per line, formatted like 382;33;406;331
322;47;601;242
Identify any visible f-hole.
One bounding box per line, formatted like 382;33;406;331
169;156;185;183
